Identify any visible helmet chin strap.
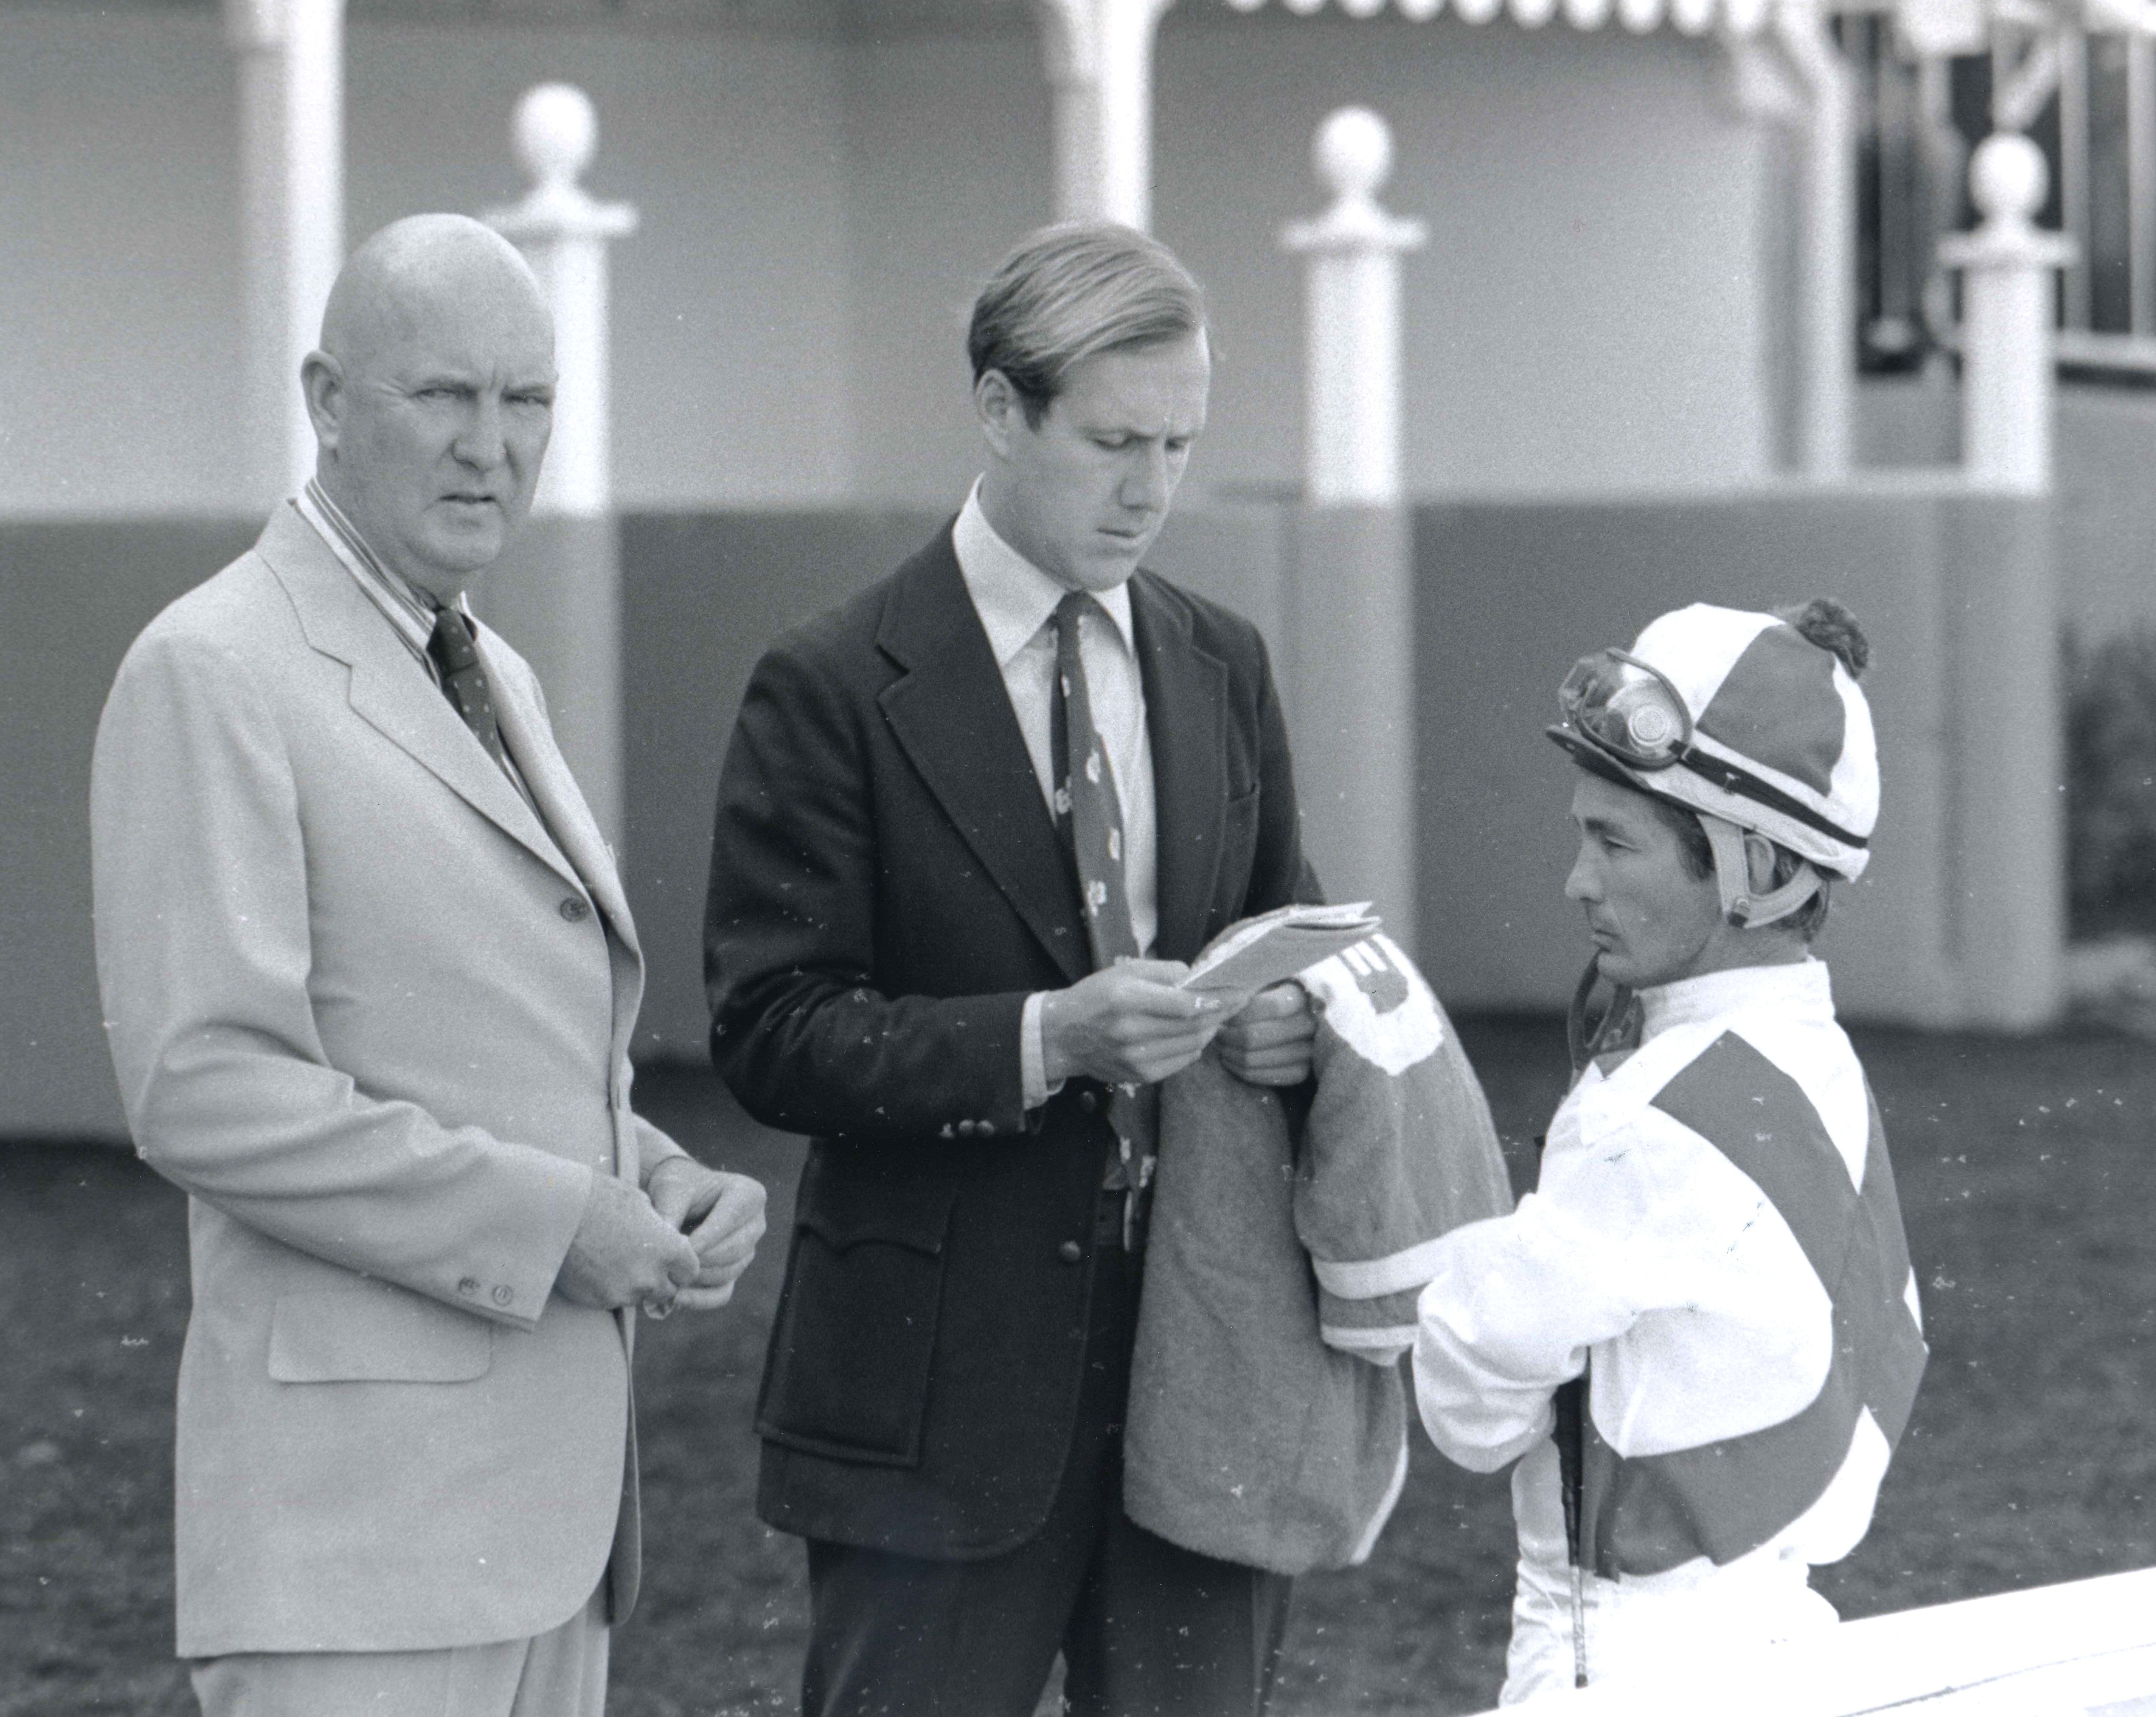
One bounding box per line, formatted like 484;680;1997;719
1696;812;1820;928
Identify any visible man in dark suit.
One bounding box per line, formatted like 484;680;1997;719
705;224;1320;1717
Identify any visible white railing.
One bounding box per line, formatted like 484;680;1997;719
1465;1565;2156;1715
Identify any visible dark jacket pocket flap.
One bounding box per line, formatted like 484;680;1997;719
267;1287;495;1384
760;1174;959;1466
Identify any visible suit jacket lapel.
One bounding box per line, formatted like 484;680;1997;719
256;505;584;898
481;630;639;959
877;531;1090;986
1132;572;1228;964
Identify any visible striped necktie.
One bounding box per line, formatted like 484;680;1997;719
1050;591;1156;1244
426;609;513;775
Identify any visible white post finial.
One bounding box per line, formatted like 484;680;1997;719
1281;108;1427;506
1939;131;2075;493
1970;127;2049;223
515;82;599;194
484;83;637;518
226;0;345;507
1316;106;1394;203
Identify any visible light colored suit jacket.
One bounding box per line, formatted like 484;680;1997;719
90;503;685;1658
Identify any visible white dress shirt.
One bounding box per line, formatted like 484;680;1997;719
951;482;1159;1110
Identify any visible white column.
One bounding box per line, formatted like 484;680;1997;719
1029;0;1178;228
1939;132;2075;493
1774;0;1854;479
224;0;345;507
481;85;638;849
1280;108;1427;506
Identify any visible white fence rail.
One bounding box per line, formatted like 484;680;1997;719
1465;1566;2156;1715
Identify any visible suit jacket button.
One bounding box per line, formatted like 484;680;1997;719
1078;1090;1099;1114
491;1285;513;1307
559;897;590;923
1058;1240;1083;1264
957;1119;978;1137
457;1277;479;1296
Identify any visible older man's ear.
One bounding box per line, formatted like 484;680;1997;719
299;349;345;453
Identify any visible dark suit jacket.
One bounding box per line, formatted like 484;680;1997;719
705;524;1316;1560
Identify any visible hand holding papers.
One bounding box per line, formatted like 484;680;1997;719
1179;902;1383;1004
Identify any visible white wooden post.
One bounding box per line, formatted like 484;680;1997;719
1029;0;1178;229
1939;131;2075;493
480;85;638;849
224;0;345;507
1931;131;2071;1030
1280;108;1427;505
1279;108;1425;956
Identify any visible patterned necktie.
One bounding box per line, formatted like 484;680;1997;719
426;609;512;774
1050;591;1156;1244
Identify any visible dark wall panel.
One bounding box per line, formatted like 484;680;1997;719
620;509;945;1059
3;518;259;1138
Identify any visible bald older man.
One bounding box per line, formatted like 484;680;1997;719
90;214;766;1717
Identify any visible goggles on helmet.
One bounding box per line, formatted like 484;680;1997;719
1555;649;1693;771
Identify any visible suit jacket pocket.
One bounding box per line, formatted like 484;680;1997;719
758;1172;957;1468
267;1286;495;1384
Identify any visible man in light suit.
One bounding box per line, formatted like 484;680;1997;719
91;214;766;1717
706;224;1319;1716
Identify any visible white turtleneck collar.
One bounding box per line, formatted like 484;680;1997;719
1637;957;1835;1042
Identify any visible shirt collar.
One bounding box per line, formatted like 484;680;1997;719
951;479;1136;668
295;479;473;657
1637;957;1835;1041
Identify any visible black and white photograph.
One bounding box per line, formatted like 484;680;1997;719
6;2;2156;1712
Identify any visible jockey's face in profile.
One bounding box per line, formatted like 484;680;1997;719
1563;768;1727;991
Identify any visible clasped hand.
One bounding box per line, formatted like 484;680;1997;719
1040;963;1316;1091
1213;980;1318;1087
555;1160;768;1315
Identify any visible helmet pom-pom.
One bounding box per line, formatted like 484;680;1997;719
1779;598;1870;680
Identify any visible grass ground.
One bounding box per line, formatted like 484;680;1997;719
5;1015;2155;1716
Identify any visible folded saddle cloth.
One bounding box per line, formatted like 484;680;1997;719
1123;932;1514;1575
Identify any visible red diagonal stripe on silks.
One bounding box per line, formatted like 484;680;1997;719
1574;1032;1926;1579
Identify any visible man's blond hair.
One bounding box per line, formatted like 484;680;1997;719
967;223;1207;425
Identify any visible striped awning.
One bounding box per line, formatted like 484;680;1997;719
1222;0;1783;36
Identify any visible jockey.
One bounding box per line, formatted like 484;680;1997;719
1413;599;1927;1703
